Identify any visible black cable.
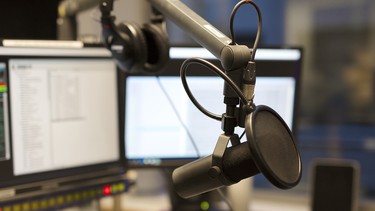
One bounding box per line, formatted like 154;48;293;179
239;130;246;140
180;62;222;121
229;0;263;62
179;0;263;120
180;57;249;122
156;76;201;157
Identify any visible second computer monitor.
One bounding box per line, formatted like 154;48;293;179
125;47;302;167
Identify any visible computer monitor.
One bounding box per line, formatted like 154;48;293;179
125;47;302;168
0;41;126;207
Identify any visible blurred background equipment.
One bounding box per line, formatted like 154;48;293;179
311;159;360;211
0;1;58;39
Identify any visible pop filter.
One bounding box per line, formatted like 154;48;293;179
245;105;301;189
172;105;302;198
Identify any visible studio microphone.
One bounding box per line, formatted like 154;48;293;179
172;105;302;199
146;0;303;199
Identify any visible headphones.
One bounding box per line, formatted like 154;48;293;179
99;0;169;73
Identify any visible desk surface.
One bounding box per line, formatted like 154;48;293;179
100;191;310;211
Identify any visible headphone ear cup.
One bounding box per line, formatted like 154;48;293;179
141;23;170;72
117;22;148;72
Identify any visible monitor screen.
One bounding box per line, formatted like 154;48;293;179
125;47;302;167
0;43;124;190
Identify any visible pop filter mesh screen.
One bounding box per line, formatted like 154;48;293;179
253;109;300;186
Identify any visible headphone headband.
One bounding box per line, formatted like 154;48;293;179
99;0;169;73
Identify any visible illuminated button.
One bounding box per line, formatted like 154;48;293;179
22;203;30;211
74;192;81;201
31;201;39;210
57;196;64;205
90;190;96;198
0;84;7;93
66;194;73;203
83;191;89;199
48;198;56;207
118;182;125;192
40;200;48;209
12;204;21;211
102;185;111;196
111;184;117;193
200;201;210;211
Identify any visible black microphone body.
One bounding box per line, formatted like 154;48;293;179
173;142;257;198
223;142;260;182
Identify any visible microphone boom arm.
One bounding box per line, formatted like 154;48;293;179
147;0;252;72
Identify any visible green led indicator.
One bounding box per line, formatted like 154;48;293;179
200;201;210;211
0;85;6;93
